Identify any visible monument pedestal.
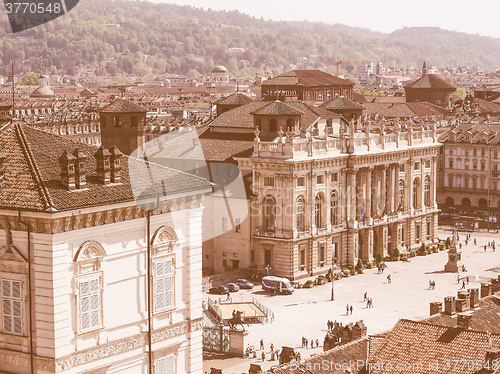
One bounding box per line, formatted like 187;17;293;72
229;329;249;357
444;239;462;272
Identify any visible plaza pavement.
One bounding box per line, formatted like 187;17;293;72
203;228;500;374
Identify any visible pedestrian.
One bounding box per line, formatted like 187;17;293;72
432;281;436;289
466;276;469;284
429;280;432;289
260;339;264;351
261;351;265;361
275;349;280;359
296;352;301;362
485;245;487;252
364;291;367;301
461;280;466;289
316;339;319;347
310;339;314;348
387;274;391;283
350;305;353;314
366;299;370;308
457;274;460;284
270;343;274;352
474;238;477;245
226;292;230;301
459;243;462;249
305;338;308;348
346;304;349;315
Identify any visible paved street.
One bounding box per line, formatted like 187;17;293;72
203;229;500;373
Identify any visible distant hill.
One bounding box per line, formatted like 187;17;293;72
2;0;500;77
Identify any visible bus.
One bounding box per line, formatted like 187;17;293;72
261;276;294;295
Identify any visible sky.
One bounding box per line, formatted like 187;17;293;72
150;0;500;39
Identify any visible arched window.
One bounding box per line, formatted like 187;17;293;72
315;193;324;228
445;197;455;206
330;191;338;226
398;180;405;211
264;196;276;232
413;178;421;209
424;176;431;207
462;197;471;207
296;196;305;232
478;198;488;209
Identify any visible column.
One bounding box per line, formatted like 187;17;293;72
389;164;396;213
366;166;373;224
381;165;387;215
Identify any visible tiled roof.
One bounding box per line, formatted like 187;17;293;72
320;96;365;111
361;102;448;118
405;74;456;90
0;124;212;212
263;70;353;87
214;92;254;106
250;101;304;116
367;319;500;374
99;98;148;113
209;101;331;130
425;293;500;333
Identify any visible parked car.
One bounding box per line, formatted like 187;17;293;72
208;285;229;295
236;278;254;289
225;283;240;292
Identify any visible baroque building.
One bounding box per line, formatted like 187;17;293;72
202;95;441;279
0;124;211;373
437;119;500;229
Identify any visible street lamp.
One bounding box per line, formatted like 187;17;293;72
330;263;336;301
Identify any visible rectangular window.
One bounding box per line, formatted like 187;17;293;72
318;243;325;265
414;162;420;170
495;151;498;158
439;160;443;170
222;217;227;232
222;252;227;257
416;224;421;242
449;160;453;169
154;258;174;312
427;221;431;240
473;161;477;170
233;253;238;258
235;218;241;233
113;116;121;127
331;172;338;182
299;245;306;269
263;177;275;187
316;175;324;184
425;160;431;169
481;162;486;171
399;164;405;172
297;177;305;187
156;354;175;374
482;149;486;157
1;279;23;335
222;259;227;268
79;278;101;331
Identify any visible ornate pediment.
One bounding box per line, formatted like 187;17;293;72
0;246;27;263
74;241;106;274
151;226;178;256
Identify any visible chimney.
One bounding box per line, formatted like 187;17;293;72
481;282;492;298
72;149;87;189
492;275;500;293
444;297;456;315
430;302;442;316
456;291;470;312
95;147;112;185
59;150;77;190
470;288;480;308
0;152;6;184
109;146;123;184
485;349;500;367
456;313;473;329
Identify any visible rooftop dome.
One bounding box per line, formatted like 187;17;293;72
211;65;228;73
30;86;55;98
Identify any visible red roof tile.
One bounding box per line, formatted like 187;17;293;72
99;98;148;113
405;74;456;90
263;70;353;87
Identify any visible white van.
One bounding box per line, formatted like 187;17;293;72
261;276;294;295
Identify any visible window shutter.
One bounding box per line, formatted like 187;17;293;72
1;280;23;334
165;355;175;374
156;357;166;374
79;278;100;331
164;260;173;308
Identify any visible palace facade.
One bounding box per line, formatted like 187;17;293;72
202;96;441;279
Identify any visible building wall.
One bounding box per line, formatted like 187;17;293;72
0;201;204;373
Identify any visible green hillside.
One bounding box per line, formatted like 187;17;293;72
1;0;499;77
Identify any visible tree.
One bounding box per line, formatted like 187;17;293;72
20;73;40;86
